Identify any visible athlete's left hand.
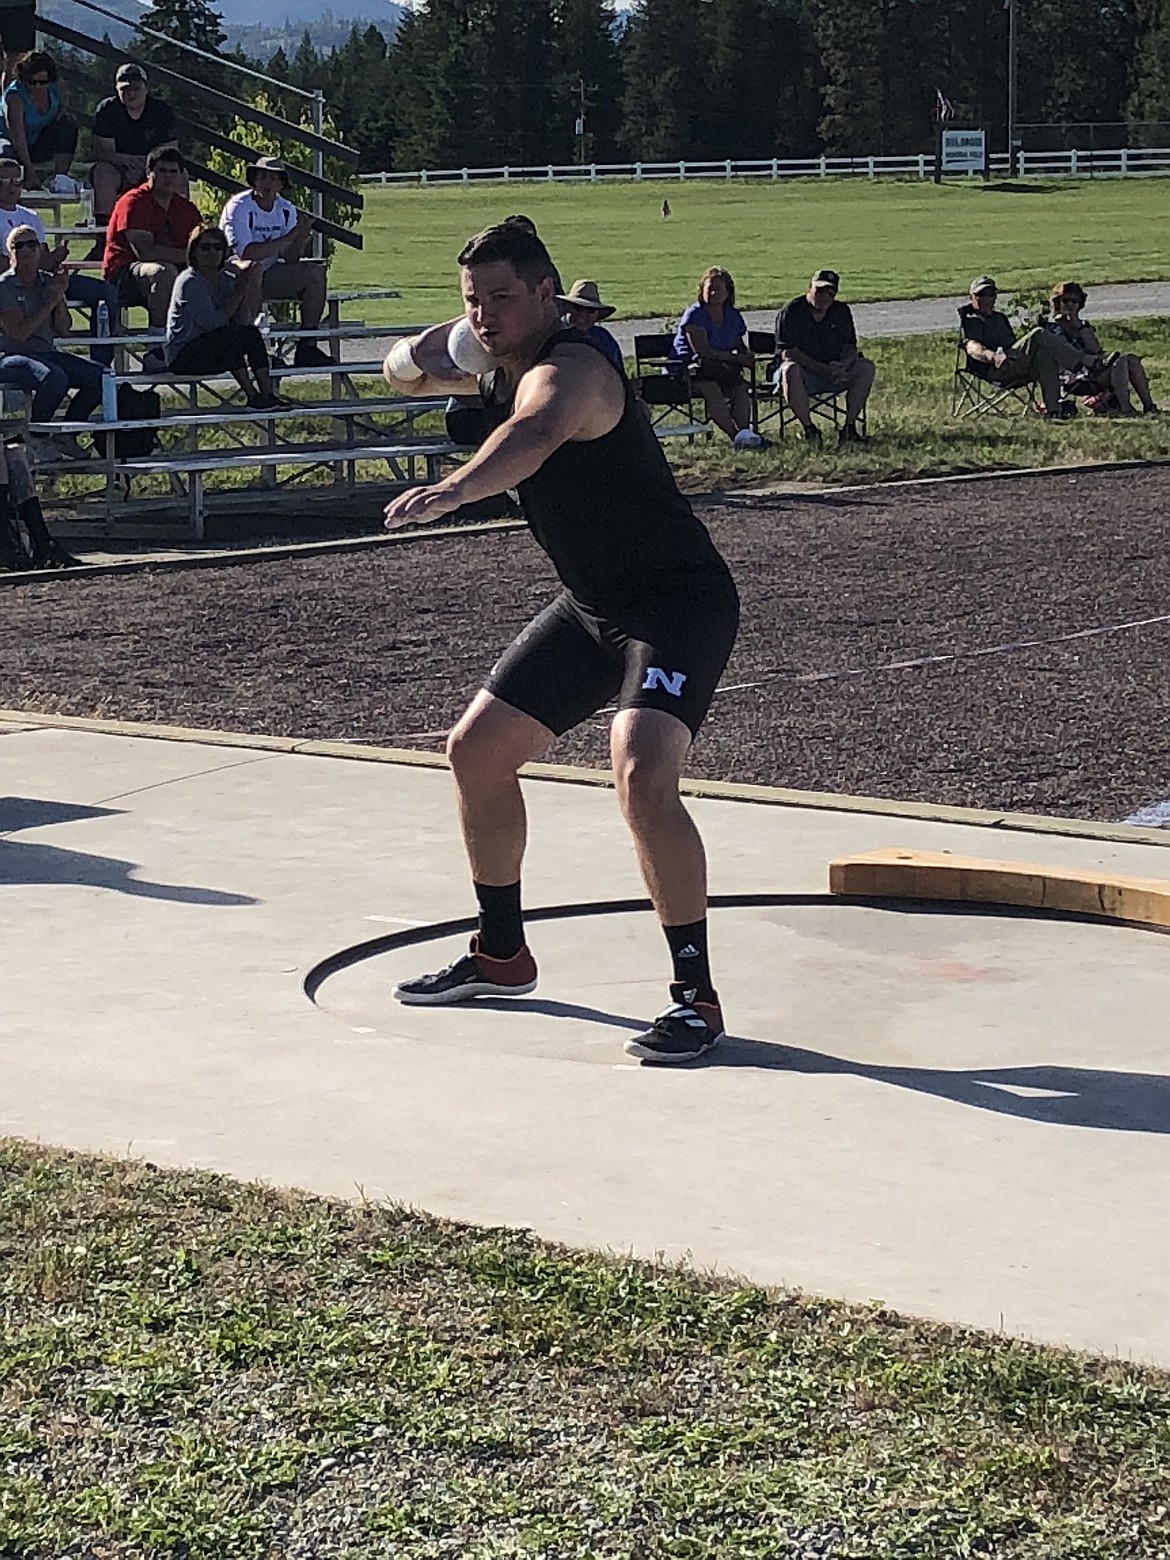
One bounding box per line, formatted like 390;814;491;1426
383;484;462;529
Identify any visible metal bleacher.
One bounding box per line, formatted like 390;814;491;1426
21;0;460;542
19;2;715;544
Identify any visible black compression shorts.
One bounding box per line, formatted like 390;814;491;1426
486;566;740;740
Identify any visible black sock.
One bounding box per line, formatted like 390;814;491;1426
474;881;524;959
663;919;714;1000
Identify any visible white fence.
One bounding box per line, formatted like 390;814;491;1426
361;146;1170;187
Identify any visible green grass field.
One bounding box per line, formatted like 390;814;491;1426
4;1141;1169;1560
330;176;1170;326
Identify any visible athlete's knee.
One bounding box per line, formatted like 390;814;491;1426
613;746;681;822
446;712;524;786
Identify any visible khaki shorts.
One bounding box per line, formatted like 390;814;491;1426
260;260;325;300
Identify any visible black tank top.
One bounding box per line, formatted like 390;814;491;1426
482;328;727;606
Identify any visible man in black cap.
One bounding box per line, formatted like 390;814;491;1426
221;155;329;368
91;63;178;234
773;268;875;446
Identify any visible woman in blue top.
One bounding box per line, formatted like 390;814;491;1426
0;52;77;191
671;266;761;447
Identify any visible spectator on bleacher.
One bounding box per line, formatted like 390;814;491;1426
221;156;330;369
670;265;763;449
103;145;200;360
0;222;101;460
960;276;1108;420
0;157;117;365
1045;280;1158;416
91;64;179;237
0;0;34;89
774;269;874;446
557;278;623;372
0;52;77;194
165;225;284;409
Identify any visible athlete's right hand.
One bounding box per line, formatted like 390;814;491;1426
383;483;462;529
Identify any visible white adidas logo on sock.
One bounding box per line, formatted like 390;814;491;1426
678;944;699;958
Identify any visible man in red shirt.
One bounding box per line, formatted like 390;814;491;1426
102;144;200;348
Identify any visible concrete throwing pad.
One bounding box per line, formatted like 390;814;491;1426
4;718;1170;1367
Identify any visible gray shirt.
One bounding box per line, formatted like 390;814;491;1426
0;269;57;354
165;267;238;364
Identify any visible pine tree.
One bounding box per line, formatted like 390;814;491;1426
388;2;479;170
135;0;227;78
1129;0;1170;135
707;0;821;159
553;0;624;163
619;0;715;161
807;0;948;155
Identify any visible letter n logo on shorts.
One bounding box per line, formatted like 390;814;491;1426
642;667;687;697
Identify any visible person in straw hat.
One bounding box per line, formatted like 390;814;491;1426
557;278;623;373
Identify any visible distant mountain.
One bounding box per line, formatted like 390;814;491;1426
40;0;406;60
221;6;405;60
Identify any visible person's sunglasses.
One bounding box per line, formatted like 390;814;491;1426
11;239;39;249
28;76;51;85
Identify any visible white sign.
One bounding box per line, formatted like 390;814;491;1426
942;128;986;172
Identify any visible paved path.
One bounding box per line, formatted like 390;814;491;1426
5;713;1170;1366
347;281;1170;364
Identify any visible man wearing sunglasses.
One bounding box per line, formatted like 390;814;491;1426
0;223;102;461
0;157;118;366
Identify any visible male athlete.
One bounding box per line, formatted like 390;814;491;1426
381;222;739;1063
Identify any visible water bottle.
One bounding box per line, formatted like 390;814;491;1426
79;185;95;226
96;300;110;339
101;367;117;423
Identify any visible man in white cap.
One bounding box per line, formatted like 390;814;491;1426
557;278;623;373
221;156;329;368
960;275;1106;418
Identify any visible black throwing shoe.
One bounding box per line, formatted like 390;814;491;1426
34;540;82;569
293;342;334;369
802;423;823;447
624;983;724;1065
838;424;865;445
393;935;538;1006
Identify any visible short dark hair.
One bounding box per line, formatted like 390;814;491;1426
458;223;554;289
187;223;228;269
15;51;57;84
146;144;186;174
504;214;537;234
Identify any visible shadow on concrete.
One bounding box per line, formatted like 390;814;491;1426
712;1038;1170;1134
477;996;646;1031
0;794;258;906
0;796;123;834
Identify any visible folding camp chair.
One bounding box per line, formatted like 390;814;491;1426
951;325;1038;418
749;329;867;438
633;332;701;430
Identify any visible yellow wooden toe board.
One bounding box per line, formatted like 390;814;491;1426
829;848;1170;928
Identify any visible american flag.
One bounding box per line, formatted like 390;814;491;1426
934;89;956;121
